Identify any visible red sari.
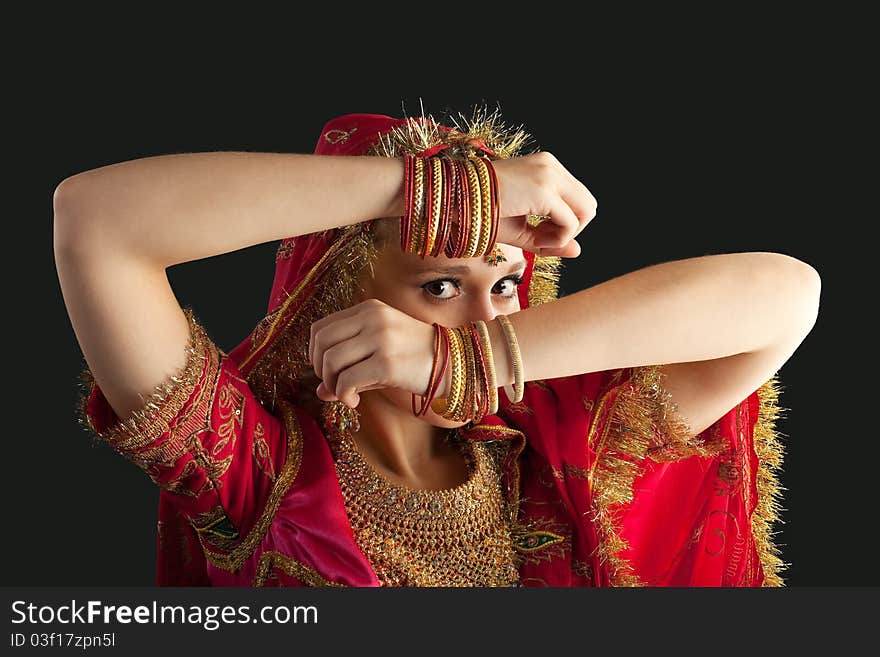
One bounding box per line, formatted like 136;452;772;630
77;111;787;587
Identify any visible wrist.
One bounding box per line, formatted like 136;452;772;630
486;317;511;392
378;156;405;219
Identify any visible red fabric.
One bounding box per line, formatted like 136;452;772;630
82;112;770;586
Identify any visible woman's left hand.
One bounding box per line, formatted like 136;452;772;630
308;298;437;408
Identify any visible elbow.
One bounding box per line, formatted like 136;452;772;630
53;174;100;260
763;252;822;340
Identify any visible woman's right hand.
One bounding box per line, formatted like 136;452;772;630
491;151;598;258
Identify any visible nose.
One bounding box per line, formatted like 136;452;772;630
467;292;501;325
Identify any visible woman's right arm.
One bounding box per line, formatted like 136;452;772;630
54;152;405;423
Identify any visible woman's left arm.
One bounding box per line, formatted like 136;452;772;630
489;251;821;436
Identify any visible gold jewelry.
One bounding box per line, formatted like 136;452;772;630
485;244;507;267
472;157;494;258
430;324;494;423
328;426;520;586
425;157;443;257
462;159;482;257
410;157;425;254
474;320;499;415
459;325;477;420
432;327;465;420
495;314;524;403
324;399;361;434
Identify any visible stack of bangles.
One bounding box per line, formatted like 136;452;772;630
400;153;500;258
412;315;524;423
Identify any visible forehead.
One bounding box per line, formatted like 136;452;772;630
381;243;526;277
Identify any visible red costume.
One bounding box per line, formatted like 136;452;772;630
77;110;787;586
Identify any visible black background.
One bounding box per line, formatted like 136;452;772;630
11;12;874;587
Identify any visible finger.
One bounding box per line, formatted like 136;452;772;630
530;199;579;249
312;319;363;379
309;300;373;365
335;357;385;408
537;239;581;258
318;379;385;402
321;336;375;401
561;182;598;233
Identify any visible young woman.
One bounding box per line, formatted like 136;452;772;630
54;108;820;587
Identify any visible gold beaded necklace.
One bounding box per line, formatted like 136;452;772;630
327;426;521;587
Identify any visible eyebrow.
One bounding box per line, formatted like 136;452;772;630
417;259;528;276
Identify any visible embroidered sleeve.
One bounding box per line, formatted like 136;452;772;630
586;364;729;464
76;307;302;573
581;365;787;586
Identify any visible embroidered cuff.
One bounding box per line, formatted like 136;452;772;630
76;307;219;458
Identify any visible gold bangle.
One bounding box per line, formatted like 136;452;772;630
474;320;499;415
460;325;479;420
409;157;425;254
472;157;493;257
433;327;466;420
495;314;524;403
425;157;443;257
462;159;482;257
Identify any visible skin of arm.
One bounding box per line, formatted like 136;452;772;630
55;151;820;439
54;153;406;422
55;152;406;268
479;251;821;436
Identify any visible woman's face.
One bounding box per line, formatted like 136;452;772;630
354;217;527;428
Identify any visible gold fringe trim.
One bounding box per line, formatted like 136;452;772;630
367;104;534;161
587;364;727;587
75;307;213;451
254;550;346;587
751;373;789;587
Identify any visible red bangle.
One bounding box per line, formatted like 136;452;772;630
401;155;413;252
453;160;470;258
413;322;440;416
433;158;454;257
483;157;500;253
426;327;451;416
414;324;450;416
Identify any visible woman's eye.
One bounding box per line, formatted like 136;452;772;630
423;279;460;301
493;278;520;297
422;276;524;303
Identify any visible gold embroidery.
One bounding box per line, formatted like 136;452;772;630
511;516;570;566
190;505;240;553
77;307;215;453
275;240;296;261
563;463;590;480
573;559;594;580
254;551;346;587
214;380;244;455
505;401;535;416
528;379;555;395
152;460;212;498
200;400;304;573
324;127;358;144
252;421;277;482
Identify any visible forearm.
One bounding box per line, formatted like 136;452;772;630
54;152;404;267
487;252;820;388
